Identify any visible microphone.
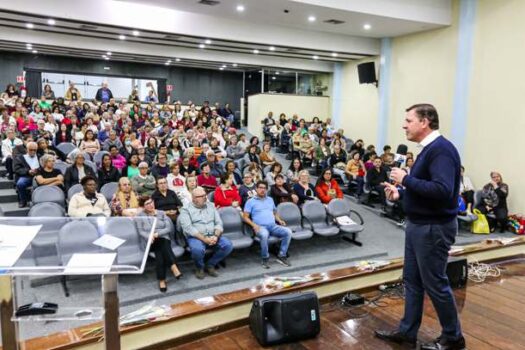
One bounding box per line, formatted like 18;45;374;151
393;144;408;168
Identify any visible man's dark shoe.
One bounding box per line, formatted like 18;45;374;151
205;265;219;277
195;269;205;279
261;258;270;269
276;255;291;267
18;201;26;208
420;336;466;350
374;330;416;345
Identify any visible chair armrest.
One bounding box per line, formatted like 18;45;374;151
349;210;364;225
302;216;314;230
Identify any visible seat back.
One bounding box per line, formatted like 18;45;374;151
56;142;77;156
93;151;109;167
263;165;272;177
67;183;83;201
208;191;215;203
32;185;66;207
57;221;100;264
234;158;245;171
218;207;244;235
104;217;141;250
276;202;302;230
100;182;118;203
327;198;350;218
302;200;329;228
84;160;97;175
54;161;68;175
29;202;67;217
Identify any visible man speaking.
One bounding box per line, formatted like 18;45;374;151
375;104;465;350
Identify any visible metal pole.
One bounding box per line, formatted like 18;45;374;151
0;276;18;350
261;69;265;93
102;274;120;350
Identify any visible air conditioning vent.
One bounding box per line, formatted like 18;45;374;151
198;0;220;5
164;34;181;40
285;48;300;52
80;24;98;30
323;19;345;25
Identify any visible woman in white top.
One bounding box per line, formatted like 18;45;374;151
166;162;186;196
178;175;197;207
460;165;475;209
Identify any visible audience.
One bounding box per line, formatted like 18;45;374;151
344;151;366;198
270;174;298;206
315;168;343;204
151;177;183;223
214;173;241;209
365;157;388;209
239;172;257;208
64;152;96;191
68;175;110;217
179;187;233;279
131;162;156;196
97;153;120;189
476;171;509;233
286;158;303;184
265;162;285;186
197;162;218;192
34;154;64;189
110;177;140;216
137;196;182;292
459;165;475;210
243;180;292;269
293;170;317;206
2;128;23;180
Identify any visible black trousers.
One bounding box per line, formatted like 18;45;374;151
461;190;474;207
151;237;177;280
476;205;508;232
4;156;13;177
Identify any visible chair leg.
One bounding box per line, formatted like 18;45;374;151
61;276;70;297
342;233;362;246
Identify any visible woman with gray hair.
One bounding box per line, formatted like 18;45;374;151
64;151;96;191
34;154;64;189
476;171;509;233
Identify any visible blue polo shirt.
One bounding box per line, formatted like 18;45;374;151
244;195;276;227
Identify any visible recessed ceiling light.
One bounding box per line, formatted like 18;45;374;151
313;55;319;60
47;19;56;26
119;34;126;40
253;49;259;54
331;52;338;57
26;43;32;48
167;60;172;63
236;5;245;12
165;62;170;65
32;50;38;54
275;71;280;75
199;43;206;49
25;23;34;29
175;58;181;62
363;23;372;30
105;56;110;60
219;67;224;70
232;63;238;67
222;64;227;68
102;55;107;58
132;30;140;36
272;76;276;80
269;46;276;51
106;51;112;56
205;39;212;45
308;16;316;22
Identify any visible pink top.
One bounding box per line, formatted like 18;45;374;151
111;154;127;170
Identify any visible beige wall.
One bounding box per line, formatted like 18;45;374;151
465;0;525;213
247;93;330;137
337;58;379;144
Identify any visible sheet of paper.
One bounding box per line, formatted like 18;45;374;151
65;253;116;274
336;215;356;226
93;234;126;251
0;224;42;267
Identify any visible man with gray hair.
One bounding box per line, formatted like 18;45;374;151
13;141;39;207
179;186;233;279
102;129;123;151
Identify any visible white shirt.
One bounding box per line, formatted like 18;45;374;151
23;154;39;170
1;137;22;161
418;130;441;149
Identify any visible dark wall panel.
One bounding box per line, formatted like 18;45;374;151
0;52;243;110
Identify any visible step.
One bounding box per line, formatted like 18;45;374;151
0;202;30;217
0;189;18;203
0;178;14;190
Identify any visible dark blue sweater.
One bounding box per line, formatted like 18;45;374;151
401;136;461;224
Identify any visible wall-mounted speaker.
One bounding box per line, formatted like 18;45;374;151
249;292;320;346
357;62;377;85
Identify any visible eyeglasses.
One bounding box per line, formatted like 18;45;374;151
257;186;267;190
194;194;206;198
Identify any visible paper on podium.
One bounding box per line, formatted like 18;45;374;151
93;234;125;251
65;253;117;274
0;224;42;267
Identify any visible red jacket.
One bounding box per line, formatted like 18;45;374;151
214;186;241;208
315;179;343;204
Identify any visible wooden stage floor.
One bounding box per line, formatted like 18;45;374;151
171;260;525;350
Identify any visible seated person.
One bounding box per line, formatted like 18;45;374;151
64;152;96;191
178;175;198;207
131;162;156;196
292;170;317;206
151;153;170;178
137;196;182;293
225;136;244;159
122;153;140;178
224;160;242;186
243;181;292;269
286;158;303;184
97;154;120;189
179;187;233;279
244;162;263;183
459;165;475;210
259;142;276;167
270;174;298;206
110;177;141;217
13;141;39;207
265;162;285;187
1;128;23;180
314;137;330;169
204;151;223;178
239;172;257;208
214;173;241;209
243;144;261;166
68;175;111;217
315;168;343;204
365;157;388;208
197;162;218;193
298;133;314;163
344;151;366;198
364;152;377;171
34;154;64;189
109;145;126;171
476;171;509;233
166;162;186;197
180;155;198;177
151;176;183;222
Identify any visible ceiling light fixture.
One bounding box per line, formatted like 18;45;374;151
106;51;112;56
165;62;170;65
25;23;34;29
222;64;227;68
167;60;172;63
363;23;371;30
272;76;276;80
253;49;259;54
308;16;316;22
205;39;212;45
275;71;280;75
47;19;56;25
105;56;110;60
236;5;245;12
132;30;140;36
313;55;319;59
32;50;38;54
331;52;338;57
199;43;206;49
232;63;238;67
269;46;275;51
119;34;126;40
219;67;224;70
26;43;32;48
175;58;181;62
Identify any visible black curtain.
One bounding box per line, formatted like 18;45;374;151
157;79;167;103
25;70;42;98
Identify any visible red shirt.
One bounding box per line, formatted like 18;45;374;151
197;173;217;189
315;179;343;204
214;186;241;208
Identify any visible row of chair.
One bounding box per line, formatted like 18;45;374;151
31;182;118;208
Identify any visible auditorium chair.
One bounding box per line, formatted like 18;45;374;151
276;202;313;240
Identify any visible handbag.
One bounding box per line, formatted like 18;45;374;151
471;208;490;234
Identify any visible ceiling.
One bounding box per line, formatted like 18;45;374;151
0;0;451;72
